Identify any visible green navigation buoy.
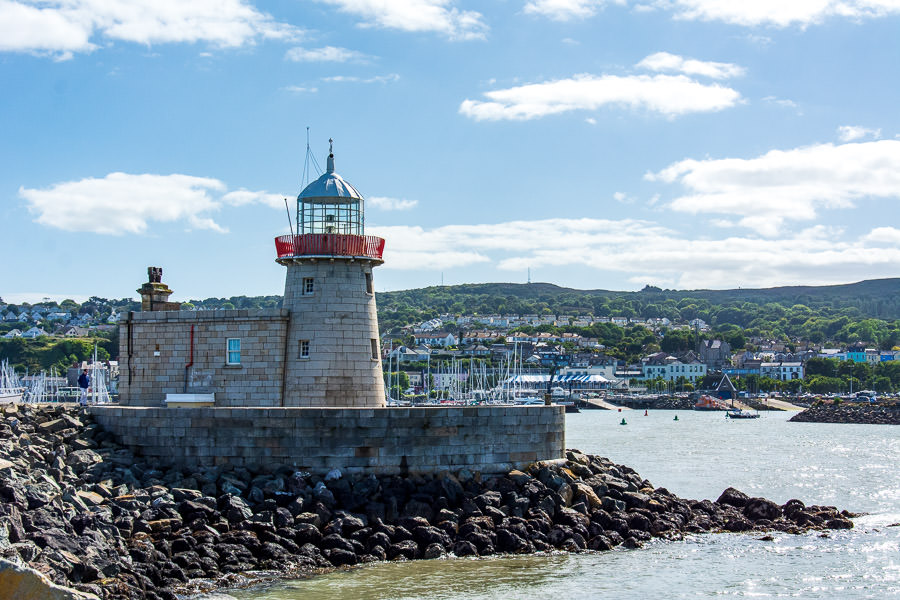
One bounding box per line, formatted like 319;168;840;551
620;418;627;426
674;415;679;421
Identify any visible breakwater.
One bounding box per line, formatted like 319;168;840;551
1;404;856;600
790;403;900;424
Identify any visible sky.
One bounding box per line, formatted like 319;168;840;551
2;0;900;305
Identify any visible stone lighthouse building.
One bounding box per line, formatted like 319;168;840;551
99;142;565;474
117;142;385;408
276;141;386;407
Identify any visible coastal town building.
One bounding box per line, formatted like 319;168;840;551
760;362;804;381
640;352;707;382
699;339;732;370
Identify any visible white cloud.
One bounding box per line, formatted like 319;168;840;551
459;73;741;121
648;140;900;236
763;95;799;109
660;0;900;27
284;85;319;94
837;125;882;142
0;0;300;59
221;189;286;209
636;51;745;79
585;117;598;125
863;226;900;243
322;74;400;84
523;0;625;21
368;196;419;210
316;0;487;40
370;217;900;288
285;45;366;62
21;172;284;235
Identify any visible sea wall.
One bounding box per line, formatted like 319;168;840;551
88;405;566;475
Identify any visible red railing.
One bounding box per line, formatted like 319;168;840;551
275;234;385;260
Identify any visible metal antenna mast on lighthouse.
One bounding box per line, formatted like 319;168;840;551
299;127;323;235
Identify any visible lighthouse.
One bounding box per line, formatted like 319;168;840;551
275;141;387;407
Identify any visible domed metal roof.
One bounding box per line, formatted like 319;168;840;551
298;142;362;202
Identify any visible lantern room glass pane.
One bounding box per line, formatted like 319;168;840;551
299;199;362;235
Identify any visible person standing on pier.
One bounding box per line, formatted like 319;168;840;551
78;369;90;405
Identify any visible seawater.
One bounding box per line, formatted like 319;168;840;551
230;411;900;599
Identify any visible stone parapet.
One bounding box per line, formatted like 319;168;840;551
88;405;566;475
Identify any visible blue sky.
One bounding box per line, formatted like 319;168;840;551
2;0;900;304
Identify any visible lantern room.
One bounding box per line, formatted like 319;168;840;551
297;138;364;235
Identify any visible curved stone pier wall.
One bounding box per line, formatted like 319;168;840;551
88;405;565;475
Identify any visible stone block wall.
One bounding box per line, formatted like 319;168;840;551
88;405;566;475
282;259;385;408
119;309;289;407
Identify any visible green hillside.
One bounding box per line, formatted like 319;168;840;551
377;279;900;347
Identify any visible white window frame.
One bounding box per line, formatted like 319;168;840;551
299;339;310;359
302;277;314;296
226;338;241;365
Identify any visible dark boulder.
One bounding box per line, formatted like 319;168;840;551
743;498;782;522
716;487;750;509
387;539;419;560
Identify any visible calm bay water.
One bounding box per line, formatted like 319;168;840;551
230;411;900;599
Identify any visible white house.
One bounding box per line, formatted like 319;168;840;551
760;362;803;381
2;329;22;338
413;332;457;347
387;346;430;363
640;354;707;382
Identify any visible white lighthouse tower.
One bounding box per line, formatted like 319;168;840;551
275;140;386;407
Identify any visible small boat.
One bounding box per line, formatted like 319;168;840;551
726;408;760;419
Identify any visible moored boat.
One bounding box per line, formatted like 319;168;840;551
726;408;760;419
693;394;727;411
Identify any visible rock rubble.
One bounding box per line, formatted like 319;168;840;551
1;404;855;599
790;403;900;425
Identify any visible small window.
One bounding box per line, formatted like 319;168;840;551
226;338;241;365
371;339;379;360
299;340;310;359
303;278;314;295
365;272;373;294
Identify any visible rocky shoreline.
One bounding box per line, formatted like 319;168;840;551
2;404;856;600
790;403;900;425
648;396;695;410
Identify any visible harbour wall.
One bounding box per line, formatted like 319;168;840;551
88;405;566;475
